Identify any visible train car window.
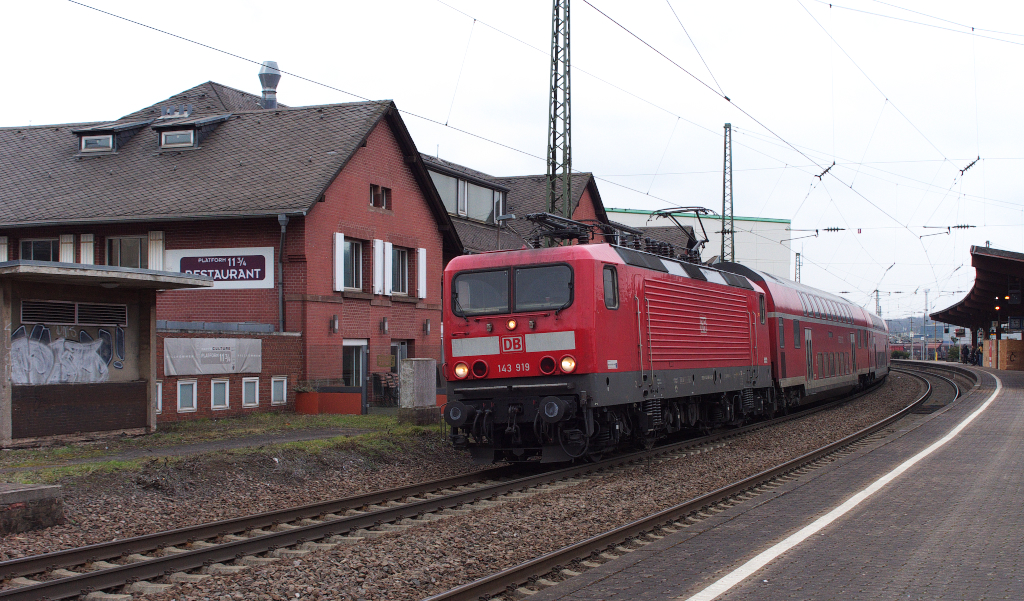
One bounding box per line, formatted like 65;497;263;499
663;261;688;278
700;269;729;285
813;296;824;319
798;293;808;316
759;294;766;324
793;320;801;348
603;266;619;309
452;269;509;316
779;318;785;348
514;264;573;312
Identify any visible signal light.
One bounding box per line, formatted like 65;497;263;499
472;360;488;378
506;318;518;331
560;355;577;373
540;356;556;375
453;362;470;379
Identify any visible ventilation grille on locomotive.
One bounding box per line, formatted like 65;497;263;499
21;300;128;326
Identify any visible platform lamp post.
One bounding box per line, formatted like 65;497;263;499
495;214;516;251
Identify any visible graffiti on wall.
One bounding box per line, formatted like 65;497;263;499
11;324;126;385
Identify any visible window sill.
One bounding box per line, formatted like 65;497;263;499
242;403;259;408
392;295;417;304
343;290;373;300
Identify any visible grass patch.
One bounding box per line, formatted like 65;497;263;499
0;413;415;471
0;418;444;483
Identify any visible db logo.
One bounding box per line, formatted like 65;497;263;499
501;336;525;353
699;315;708;335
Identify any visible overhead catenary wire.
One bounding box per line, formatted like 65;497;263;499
664;0;726;96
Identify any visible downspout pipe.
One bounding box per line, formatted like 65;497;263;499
278;214;289;332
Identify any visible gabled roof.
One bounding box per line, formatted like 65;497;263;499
491;173;607;223
420;154;509;191
0;86;462;255
120;81;284;121
452;219;526;254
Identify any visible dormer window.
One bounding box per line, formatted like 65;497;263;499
161;130;194;148
80;135;113;153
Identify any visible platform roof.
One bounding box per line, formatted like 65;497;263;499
930;246;1024;328
0;261;213;290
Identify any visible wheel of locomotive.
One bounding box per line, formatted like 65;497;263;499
686;401;699;427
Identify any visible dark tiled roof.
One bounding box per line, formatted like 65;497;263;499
120;81;285;121
0;100;391;225
638;225;698;251
420;154;508;190
452;219;527;253
491;173;594;218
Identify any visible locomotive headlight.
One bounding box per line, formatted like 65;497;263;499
453;362;470;379
506;318;518;331
560;355;577;373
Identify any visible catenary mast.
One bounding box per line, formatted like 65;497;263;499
547;0;572;218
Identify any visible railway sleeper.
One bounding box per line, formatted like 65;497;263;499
126;580;173;595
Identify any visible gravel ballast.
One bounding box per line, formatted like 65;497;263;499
4;374;925;597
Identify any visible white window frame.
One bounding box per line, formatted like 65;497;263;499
177;380;198;412
342;340;367;388
106;236;149;269
211;379;230;410
372;239;385;295
271;376;288;405
391;247;408;295
160;130;195;148
457;179;468;216
345;239;363;290
80;234;95;265
384;241;394;295
80;134;113;153
21;238;60;262
416;248;427;299
242;377;260;407
0;236;7;262
59;234;75;263
155;381;163;414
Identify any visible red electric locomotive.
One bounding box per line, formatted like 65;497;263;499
441;212;888;463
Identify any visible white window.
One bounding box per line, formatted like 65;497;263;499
80;134;113;152
392;247;409;295
20;239;59;261
59;234;75;263
342;341;365;387
107;236;149;269
0;236;7;262
493;191;505;223
211;379;229;410
242;377;260;407
271;376;287;405
161;130;194;148
370;184;392;209
155;381;163;414
80;234;95;265
177;380;197;412
372;239;385;295
457;179;468;216
147;231;164;270
416;248;427;299
345;239;362;289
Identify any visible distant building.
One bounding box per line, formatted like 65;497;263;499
605;209;792;279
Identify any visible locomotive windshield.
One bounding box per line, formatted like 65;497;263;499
514;264;572;312
451;264;574;316
452;269;509;316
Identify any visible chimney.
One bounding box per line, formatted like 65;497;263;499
258;61;282;109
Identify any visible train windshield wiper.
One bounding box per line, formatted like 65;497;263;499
453;293;469;322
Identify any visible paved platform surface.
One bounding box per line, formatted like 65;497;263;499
532;367;1019;601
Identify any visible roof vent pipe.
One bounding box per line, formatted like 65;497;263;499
259;61;281;109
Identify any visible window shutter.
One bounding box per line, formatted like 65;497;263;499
79;234;95;265
384;242;394;296
372;239;385;295
333;233;345;292
59;234;75;263
0;236;7;262
417;248;427;299
148;231;164;270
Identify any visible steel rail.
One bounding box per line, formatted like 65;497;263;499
423;372;935;601
0;379;888;599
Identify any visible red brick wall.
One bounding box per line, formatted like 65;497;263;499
572;183;609;243
155;330;303;423
298;119;444;383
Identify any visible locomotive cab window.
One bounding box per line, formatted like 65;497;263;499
603;265;619;309
514;264;572;313
452;269;510;316
758;294;765;324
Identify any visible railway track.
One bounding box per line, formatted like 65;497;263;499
0;377;896;600
424;365;968;601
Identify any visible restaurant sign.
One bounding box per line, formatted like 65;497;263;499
164;247;275;289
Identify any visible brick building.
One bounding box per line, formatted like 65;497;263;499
0;79;460;422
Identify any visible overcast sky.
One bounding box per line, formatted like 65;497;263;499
5;0;1023;319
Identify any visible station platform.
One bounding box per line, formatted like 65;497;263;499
531;367;1021;600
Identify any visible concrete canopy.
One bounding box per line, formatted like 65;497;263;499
0;261;212;289
930;246;1024;330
